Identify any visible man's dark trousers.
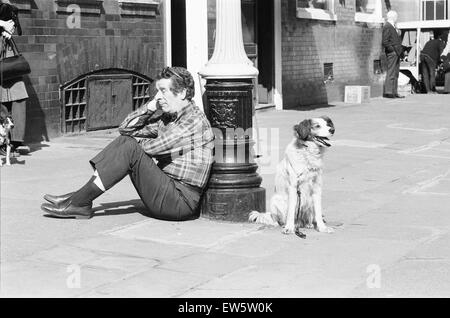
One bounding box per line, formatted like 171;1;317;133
420;54;436;93
384;51;400;96
89;135;201;221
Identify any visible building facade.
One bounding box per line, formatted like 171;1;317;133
392;0;450;22
10;0;164;142
9;0;391;141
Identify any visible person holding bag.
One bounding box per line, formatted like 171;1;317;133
0;0;28;156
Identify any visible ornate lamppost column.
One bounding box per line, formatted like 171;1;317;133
199;0;265;222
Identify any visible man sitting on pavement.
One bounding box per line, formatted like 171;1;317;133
41;66;215;221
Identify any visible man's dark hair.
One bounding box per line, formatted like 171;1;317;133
157;66;195;101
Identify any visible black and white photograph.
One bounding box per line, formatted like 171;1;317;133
0;0;450;303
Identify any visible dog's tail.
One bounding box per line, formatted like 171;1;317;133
248;211;278;226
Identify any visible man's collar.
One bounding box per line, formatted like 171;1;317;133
176;100;195;119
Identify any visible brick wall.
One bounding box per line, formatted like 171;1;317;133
281;0;387;109
11;0;164;142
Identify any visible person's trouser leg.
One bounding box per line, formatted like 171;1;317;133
384;52;398;95
393;55;400;95
421;55;433;93
3;99;27;144
427;58;436;91
89;135;199;221
444;72;450;93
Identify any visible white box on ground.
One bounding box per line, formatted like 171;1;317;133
344;86;370;104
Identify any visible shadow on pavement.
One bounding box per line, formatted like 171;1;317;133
291;103;337;111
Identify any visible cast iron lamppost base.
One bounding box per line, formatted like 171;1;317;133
201;79;265;222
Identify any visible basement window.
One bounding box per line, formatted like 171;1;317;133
296;0;337;21
355;0;384;24
55;0;104;15
118;0;161;18
12;0;32;12
373;59;382;74
324;62;334;82
61;70;153;134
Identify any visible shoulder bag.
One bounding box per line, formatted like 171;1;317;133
0;37;31;82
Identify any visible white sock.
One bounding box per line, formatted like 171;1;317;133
93;170;106;192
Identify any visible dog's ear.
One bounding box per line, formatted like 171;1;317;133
294;119;312;141
0;104;8;117
320;116;334;128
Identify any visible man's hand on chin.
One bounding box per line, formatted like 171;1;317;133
146;99;158;112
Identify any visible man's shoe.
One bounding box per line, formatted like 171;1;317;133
394;94;405;98
383;94;395;98
44;192;75;206
40;201;93;219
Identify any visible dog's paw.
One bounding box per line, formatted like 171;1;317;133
248;211;260;222
282;224;295;235
317;225;334;233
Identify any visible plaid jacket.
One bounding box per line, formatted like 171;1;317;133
118;101;214;189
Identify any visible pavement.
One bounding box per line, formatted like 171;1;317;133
1;93;450;298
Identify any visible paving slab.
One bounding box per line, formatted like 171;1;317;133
350;259;450;298
69;234;203;261
0;260;125;297
104;218;260;249
157;252;253;278
404;232;450;260
81;267;210;298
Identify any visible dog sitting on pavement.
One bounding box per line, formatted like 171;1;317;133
249;116;335;236
0;110;14;167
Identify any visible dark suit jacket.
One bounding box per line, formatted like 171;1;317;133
382;22;403;57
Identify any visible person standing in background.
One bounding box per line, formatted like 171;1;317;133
420;31;446;94
382;10;405;99
441;35;450;94
0;0;28;156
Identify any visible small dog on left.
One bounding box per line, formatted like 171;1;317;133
0;111;14;167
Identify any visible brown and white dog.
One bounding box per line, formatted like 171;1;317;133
0;112;14;167
249;116;335;235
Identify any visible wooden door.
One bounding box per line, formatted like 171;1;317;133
86;75;133;131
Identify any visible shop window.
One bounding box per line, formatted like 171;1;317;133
296;0;337;21
355;0;383;23
421;0;448;20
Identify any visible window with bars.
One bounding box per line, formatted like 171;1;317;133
61;71;153;133
63;78;87;133
421;0;449;20
132;76;153;110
